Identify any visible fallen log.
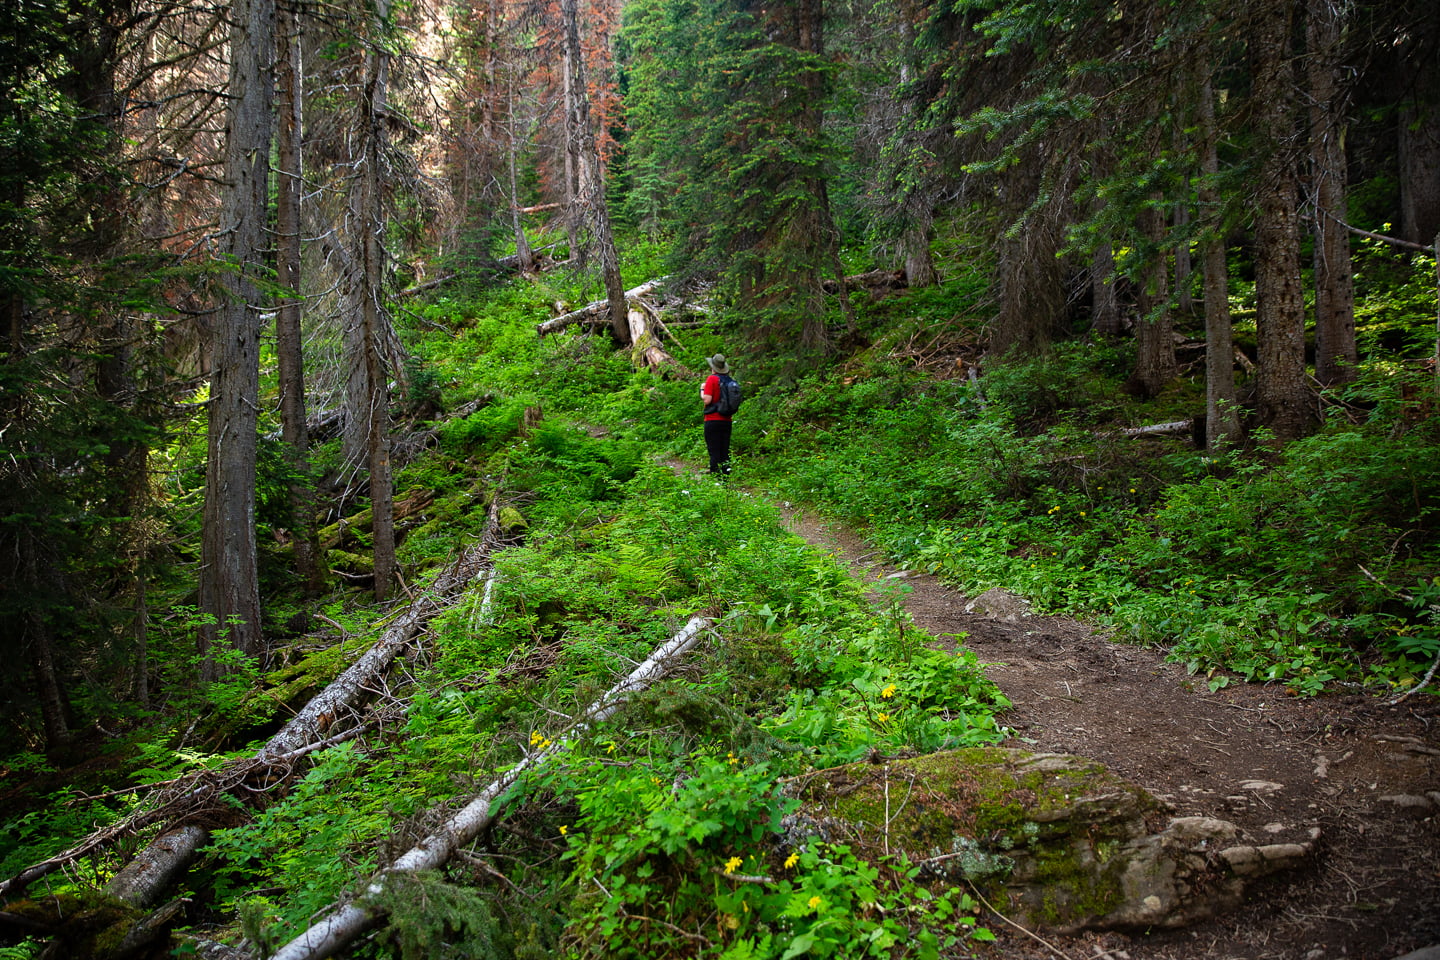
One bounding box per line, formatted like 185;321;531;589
0;493;511;905
1120;419;1193;437
534;277;671;337
266;615;716;960
821;268;907;295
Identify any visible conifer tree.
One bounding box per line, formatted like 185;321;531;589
200;0;274;670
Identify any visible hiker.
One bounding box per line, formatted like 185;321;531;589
700;354;739;476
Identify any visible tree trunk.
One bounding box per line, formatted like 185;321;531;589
342;1;398;602
1091;241;1121;337
1398;102;1440;247
901;190;938;288
560;0;629;346
275;1;322;595
1199;74;1241;448
1174;197;1194;314
29;603;71;752
990;150;1065;358
104;826;210;909
1133;205;1177;398
506;76;534;275
201;0;274;672
1308;0;1357;387
1250;0;1315;441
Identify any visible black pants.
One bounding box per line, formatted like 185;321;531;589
704;419;732;475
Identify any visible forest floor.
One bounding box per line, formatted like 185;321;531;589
773;498;1440;960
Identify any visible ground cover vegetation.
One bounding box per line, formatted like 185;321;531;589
2;0;1440;956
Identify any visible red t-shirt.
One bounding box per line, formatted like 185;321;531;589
703;373;731;422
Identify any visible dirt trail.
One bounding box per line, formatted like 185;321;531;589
780;505;1440;960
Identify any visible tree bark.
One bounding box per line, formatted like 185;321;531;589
1398;102;1440;247
1250;0;1315;441
266;616;715;960
201;0;274;672
1091;241;1121;337
342;0;398;601
1307;0;1357;387
1133;205;1177;398
275;1;322;595
1199;73;1241;447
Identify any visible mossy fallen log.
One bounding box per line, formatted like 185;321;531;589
0;889;180;960
0;492;513;910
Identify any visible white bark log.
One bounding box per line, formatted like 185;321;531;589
1120;420;1193;437
104;826;211;908
534;278;670;336
266;616;715;960
0;501;508;903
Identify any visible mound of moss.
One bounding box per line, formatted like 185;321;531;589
792;747;1306;932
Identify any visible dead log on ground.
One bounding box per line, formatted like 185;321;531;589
266;616;716;960
0;495;511;906
821;269;907;296
534;278;671;337
1118;420;1193;437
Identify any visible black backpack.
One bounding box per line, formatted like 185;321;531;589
713;374;742;416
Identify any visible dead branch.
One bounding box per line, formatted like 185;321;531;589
534;278;671;336
0;493;513;905
266;616;716;960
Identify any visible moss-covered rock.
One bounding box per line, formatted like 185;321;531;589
790;747;1312;933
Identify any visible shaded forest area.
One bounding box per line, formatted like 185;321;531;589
2;0;1439;957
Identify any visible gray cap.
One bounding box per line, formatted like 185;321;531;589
707;354;730;374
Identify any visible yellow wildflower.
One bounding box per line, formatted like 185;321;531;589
808;895;822;912
727;752;739;767
724;857;743;875
559;825;568;836
876;712;890;723
784;851;800;869
880;683;897;699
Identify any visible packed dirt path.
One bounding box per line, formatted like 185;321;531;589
779;504;1440;960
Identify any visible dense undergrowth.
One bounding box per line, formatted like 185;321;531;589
2;239;1438;959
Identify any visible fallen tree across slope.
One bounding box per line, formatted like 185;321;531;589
0;493;514;950
266;615;716;960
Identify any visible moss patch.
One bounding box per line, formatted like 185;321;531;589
794;747;1169;930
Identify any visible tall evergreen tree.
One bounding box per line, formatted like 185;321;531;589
621;0;849;349
200;0;274;670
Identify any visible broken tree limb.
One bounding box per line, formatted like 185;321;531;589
627;307;681;372
1120;419;1193;437
0;494;512;905
534;277;670;337
266;615;716;960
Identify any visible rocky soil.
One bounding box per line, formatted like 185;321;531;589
781;505;1440;960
